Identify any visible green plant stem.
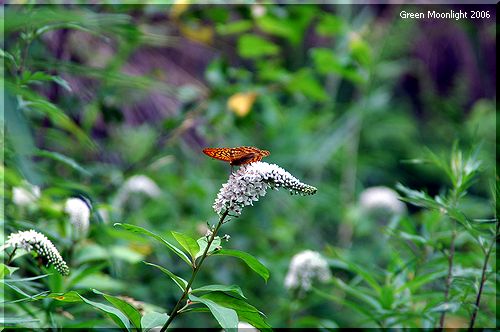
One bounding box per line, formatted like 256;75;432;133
439;222;456;329
160;210;229;331
468;221;499;329
6;247;17;265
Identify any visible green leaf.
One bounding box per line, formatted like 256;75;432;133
2;274;50;283
50;76;72;92
0;316;40;325
393;231;428;244
141;312;169;331
331;278;382;311
92;289;142;329
380;286;394;310
287;68;328;101
201;291;272;330
189;294;238;330
397;270;448;293
0;48;18;67
346;262;381;294
238;34;279;59
171;231;200;261
256;15;299;44
396;183;441;210
310;48;365;84
191;284;246;299
349;34;372;66
143;261;187;292
14;87;94;149
196;236;221;260
216;20;252;35
114;223;191;266
215;249;269;282
78;293;131;330
34;149;91;176
316;14;345;36
313;288;379;323
0;264;19;278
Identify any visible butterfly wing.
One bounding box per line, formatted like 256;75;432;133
203;146;270;165
231;147;270;165
203;148;232;162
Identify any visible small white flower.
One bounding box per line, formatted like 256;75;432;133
213;162;317;216
12;183;40;207
284;250;331;294
65;198;91;237
359;186;406;216
3;229;69;275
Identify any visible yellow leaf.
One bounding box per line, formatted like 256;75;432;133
129;243;153;256
179;23;214;45
170;1;190;19
227;92;258;117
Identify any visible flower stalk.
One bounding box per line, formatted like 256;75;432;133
439;221;456;329
160;210;229;331
468;221;499;329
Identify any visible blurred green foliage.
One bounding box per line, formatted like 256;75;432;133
1;2;496;329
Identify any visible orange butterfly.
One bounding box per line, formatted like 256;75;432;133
203;146;270;166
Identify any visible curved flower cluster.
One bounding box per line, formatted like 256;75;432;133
359;186;406;216
65;197;91;237
284;250;331;294
213;162;317;216
3;230;69;275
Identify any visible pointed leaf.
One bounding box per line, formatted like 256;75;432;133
171;231;200;261
201;291;271;330
1;316;40;325
141;312;169;331
196;236;221;260
35;149;91;176
191;284;246;299
215;249;269;282
48;291;83;303
0;264;18;278
114;223;191;266
78;293;130;330
143;261;187;292
189;294;238;330
93;289;142;329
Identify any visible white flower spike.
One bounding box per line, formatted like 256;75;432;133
213;162;317;216
3;230;69;275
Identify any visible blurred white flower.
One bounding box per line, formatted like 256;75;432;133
12;183;40;207
65;197;91;237
238;321;258;331
213;162;317;216
251;4;266;18
3;229;69;275
284;250;331;294
359;186;406;216
115;175;161;210
122;175;161;197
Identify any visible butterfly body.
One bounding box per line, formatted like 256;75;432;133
203;146;270;166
